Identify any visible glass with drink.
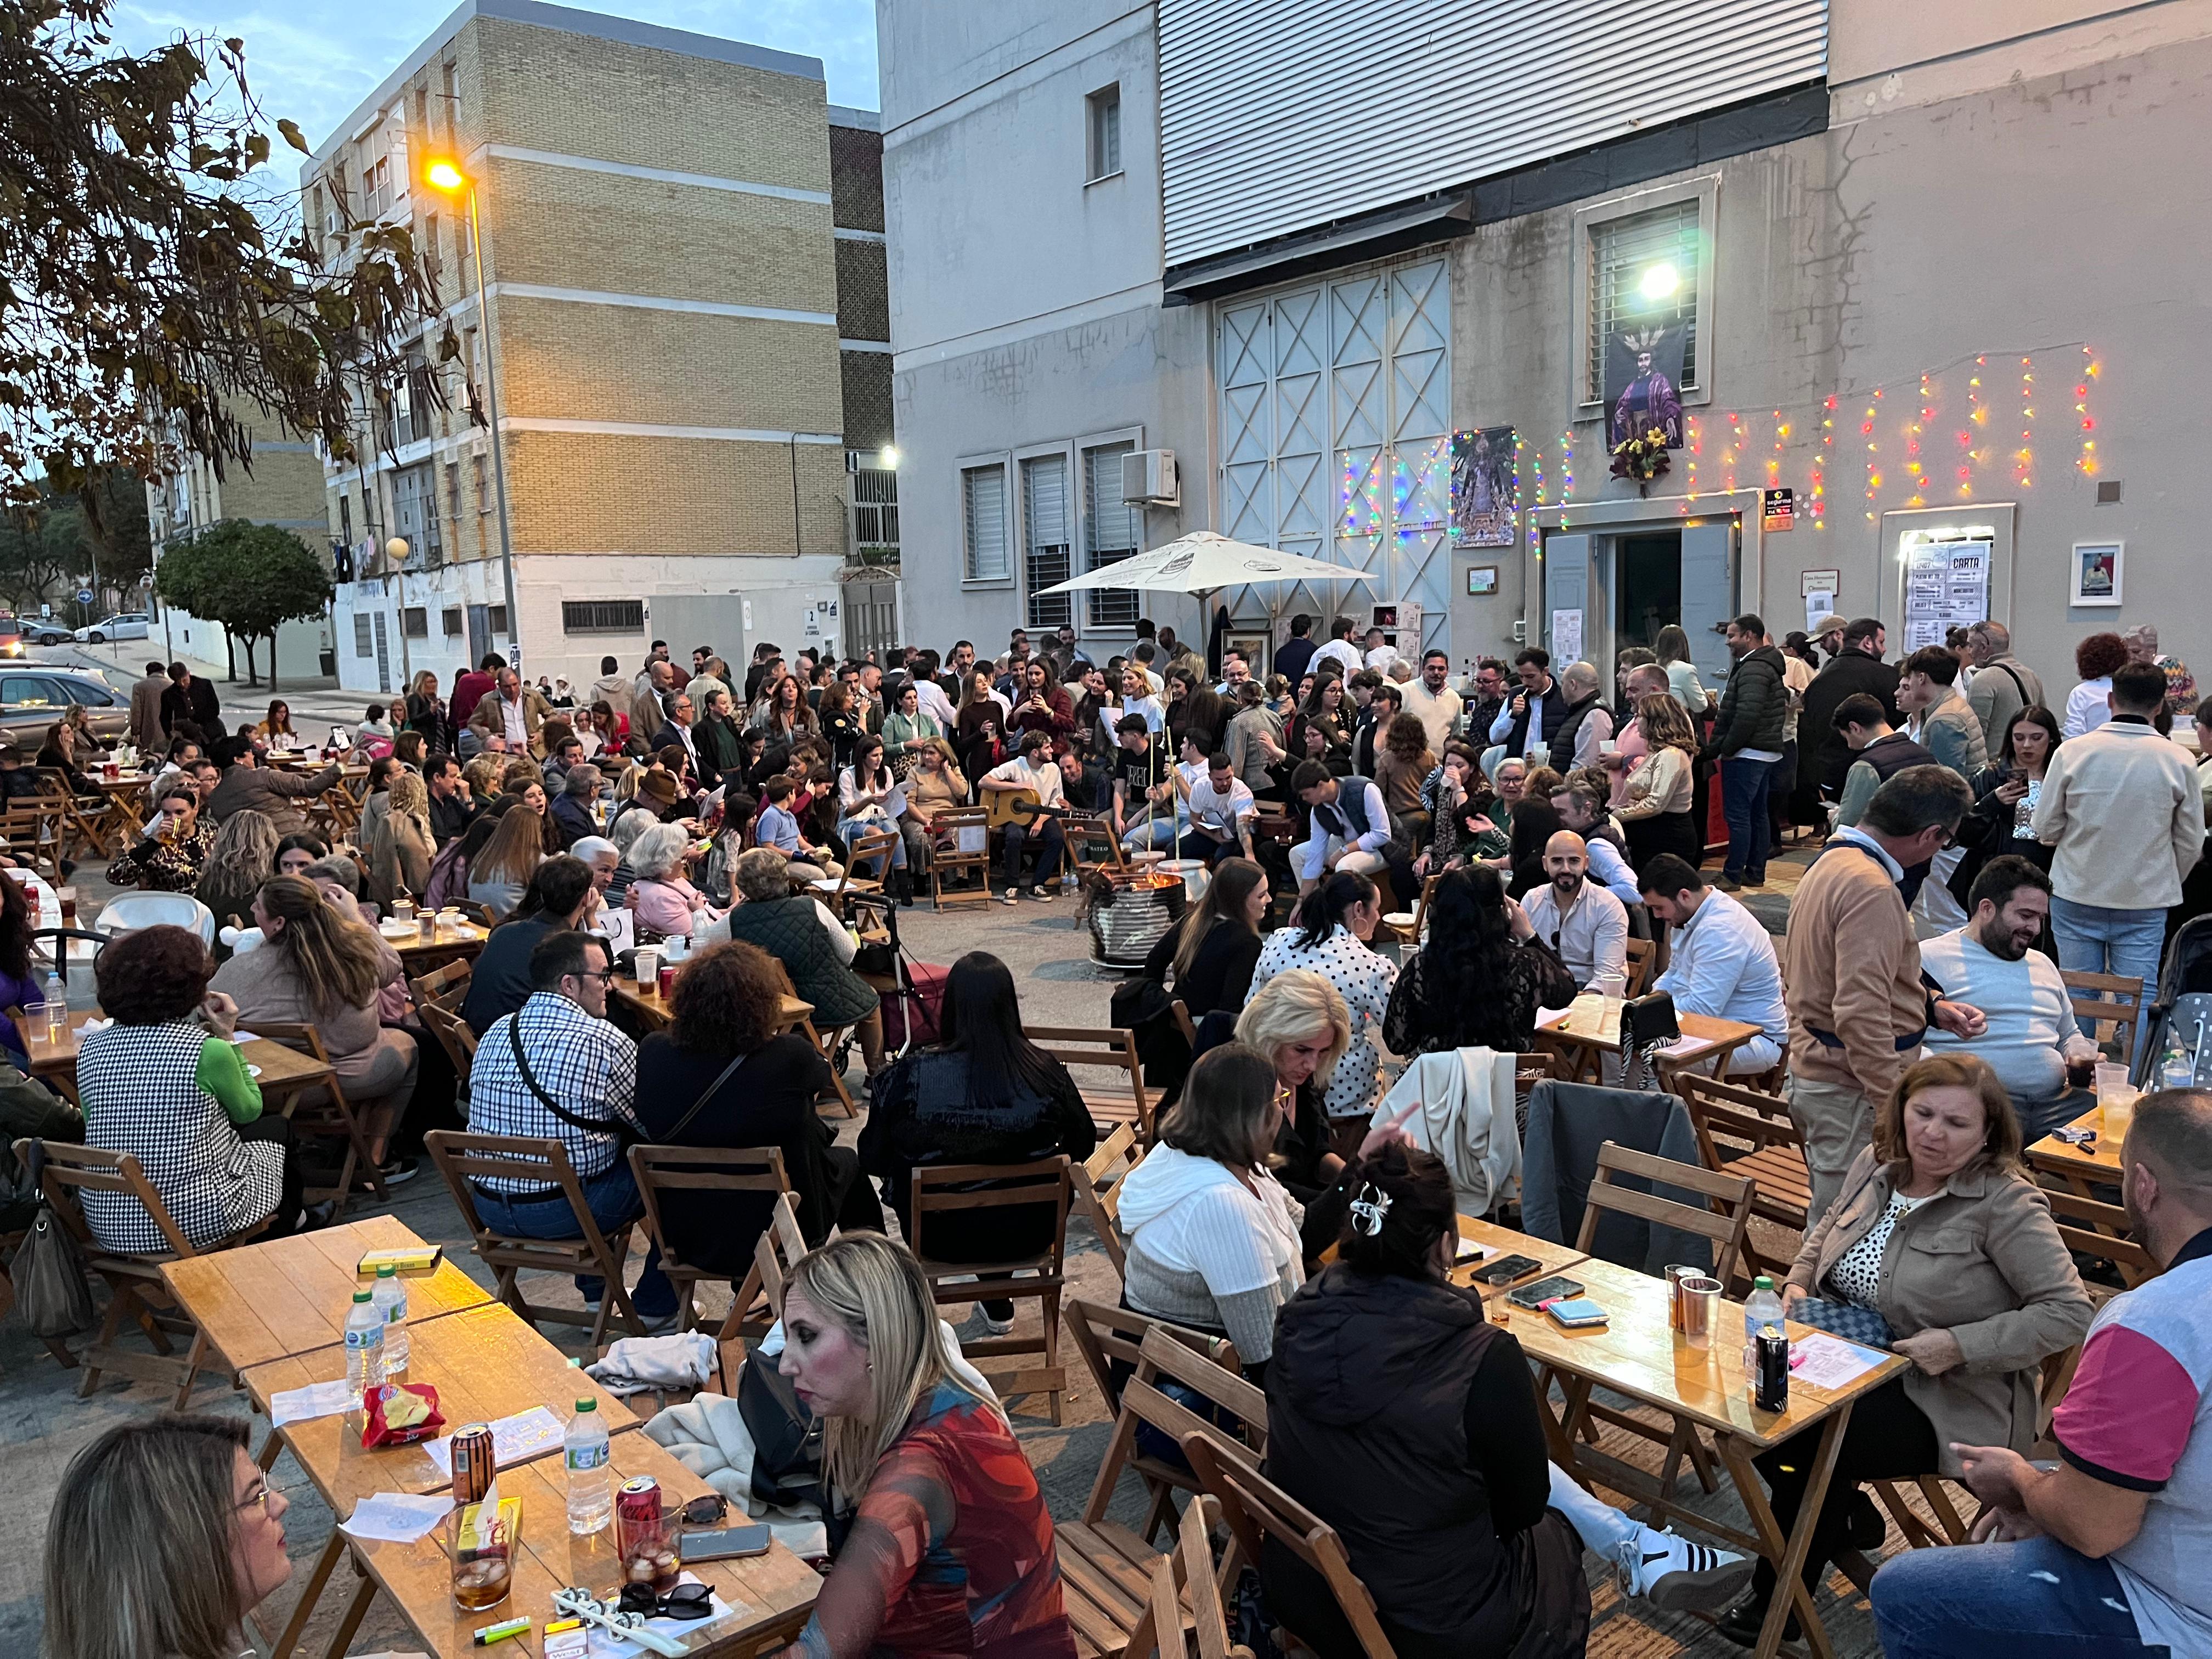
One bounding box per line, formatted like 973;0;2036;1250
615;1476;678;1592
57;888;76;927
448;1424;512;1611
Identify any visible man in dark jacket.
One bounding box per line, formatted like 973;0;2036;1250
158;661;224;743
1490;647;1572;761
1705;614;1790;890
1798;616;1901;800
1274;614;1318;690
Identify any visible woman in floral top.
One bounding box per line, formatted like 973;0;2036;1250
1250;871;1397;1125
773;1234;1074;1659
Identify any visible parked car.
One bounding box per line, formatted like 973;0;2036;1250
0;615;23;659
0;672;129;746
24;622;74;646
74;612;150;644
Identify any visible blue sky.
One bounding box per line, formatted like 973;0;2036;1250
110;0;881;150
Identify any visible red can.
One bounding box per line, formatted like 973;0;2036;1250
616;1475;676;1590
657;963;676;999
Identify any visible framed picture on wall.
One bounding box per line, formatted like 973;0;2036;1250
1468;565;1499;596
1227;632;1270;675
2070;541;2123;606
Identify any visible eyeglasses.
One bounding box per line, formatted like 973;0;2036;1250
618;1582;714;1621
575;968;618;985
236;1482;276;1515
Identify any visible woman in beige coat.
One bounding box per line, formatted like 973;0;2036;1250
366;770;435;907
1716;1053;2091;1644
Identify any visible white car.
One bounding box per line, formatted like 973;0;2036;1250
75;612;150;643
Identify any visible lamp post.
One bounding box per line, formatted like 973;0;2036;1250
422;157;522;672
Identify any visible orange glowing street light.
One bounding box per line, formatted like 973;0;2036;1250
424;158;468;194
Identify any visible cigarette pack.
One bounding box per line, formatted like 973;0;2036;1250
357;1245;442;1275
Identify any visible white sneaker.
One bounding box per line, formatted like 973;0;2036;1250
1616;1526;1754;1611
979;1308;1015;1335
1001;887;1019;906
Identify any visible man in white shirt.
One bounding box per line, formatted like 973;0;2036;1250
1636;854;1787;1074
1919;855;2097;1143
1521;831;1629;994
1311;616;1363;682
980;730;1067;904
1181;751;1258;865
1400;649;1465;754
913;665;956;730
1361;627;1401;675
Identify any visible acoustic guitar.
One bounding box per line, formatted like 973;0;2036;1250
981;788;1071;831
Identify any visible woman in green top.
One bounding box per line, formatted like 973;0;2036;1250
1654;624;1713;713
879;682;943;776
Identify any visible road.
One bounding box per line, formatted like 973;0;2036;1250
21;639;368;737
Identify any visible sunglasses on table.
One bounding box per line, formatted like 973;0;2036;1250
664;1492;728;1527
619;1581;715;1621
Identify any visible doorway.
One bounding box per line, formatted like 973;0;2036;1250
1615;531;1681;652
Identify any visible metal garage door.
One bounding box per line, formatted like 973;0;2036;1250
1216;257;1452;656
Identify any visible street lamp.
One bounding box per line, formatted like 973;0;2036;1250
421;155;522;672
1637;261;1680;306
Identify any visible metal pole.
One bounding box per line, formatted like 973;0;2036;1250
470;187;522;672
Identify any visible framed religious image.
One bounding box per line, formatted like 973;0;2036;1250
2070;541;2123;606
1451;427;1517;546
1226;633;1269;675
1468;565;1499;596
1604;326;1686;449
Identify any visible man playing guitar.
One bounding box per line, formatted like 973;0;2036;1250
979;729;1068;905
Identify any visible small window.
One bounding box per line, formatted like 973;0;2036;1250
472;452;490;514
962;463;1010;582
487;604;509;635
402;607;428;639
443;606;464;637
1087;84;1121;182
1082;442;1139;629
445;460;462;530
353;614;374;656
1588;199;1701;400
1020;455;1073;630
562;599;646;634
338;493;353;544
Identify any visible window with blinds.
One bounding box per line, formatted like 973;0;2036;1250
962;463;1010;582
1587;200;1702;402
1083;443;1139;629
1021;455;1073;629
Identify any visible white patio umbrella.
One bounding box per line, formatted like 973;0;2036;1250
1035;531;1368;652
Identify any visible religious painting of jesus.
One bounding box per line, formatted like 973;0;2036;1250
1605;326;1686;449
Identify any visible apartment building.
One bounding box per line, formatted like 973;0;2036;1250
307;0;892;694
883;0;2212;693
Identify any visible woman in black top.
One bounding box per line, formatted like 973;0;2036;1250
1262;1142;1748;1659
1143;857;1267;1020
1945;704;2062;913
634;940;882;1274
1383;865;1575;1056
859;951;1096;1324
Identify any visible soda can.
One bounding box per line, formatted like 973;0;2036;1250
1754;1326;1790;1413
616;1475;662;1558
450;1423;496;1505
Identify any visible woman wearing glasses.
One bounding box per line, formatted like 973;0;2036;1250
44;1413;295;1659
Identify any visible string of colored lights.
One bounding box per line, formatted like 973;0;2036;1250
2076;346;2100;477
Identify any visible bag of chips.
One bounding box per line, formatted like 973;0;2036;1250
361;1381;445;1448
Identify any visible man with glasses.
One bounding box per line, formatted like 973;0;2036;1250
1519;831;1629;995
461;930;676;1327
1781;765;1988;1220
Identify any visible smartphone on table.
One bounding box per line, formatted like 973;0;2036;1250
681;1522;774;1562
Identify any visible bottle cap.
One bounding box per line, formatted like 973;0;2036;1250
575;1397;595;1412
376;1262;397;1277
352;1290;373;1302
1754;1275;1774;1289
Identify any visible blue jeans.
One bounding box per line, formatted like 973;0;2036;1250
1870;1535;2153;1659
2050;895;2164;1045
1122;811;1187;852
1721;755;1778;880
471;1161;676;1319
837;815;907;871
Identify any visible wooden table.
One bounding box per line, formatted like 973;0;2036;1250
161;1215;490;1379
1447;1216;1588;1300
2026;1103;2124;1194
385;915;492;969
613;978;811;1036
314;1431;820;1659
1504;1254;1909;1659
1535;994;1766;1085
14;1014;334;1108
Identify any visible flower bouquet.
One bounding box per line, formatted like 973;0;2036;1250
1610;428;1672;495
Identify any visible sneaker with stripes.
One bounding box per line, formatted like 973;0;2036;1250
1616;1525;1754;1610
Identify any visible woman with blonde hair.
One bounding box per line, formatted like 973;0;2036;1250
465;803;545;919
770;1233;1074;1659
461;752;507;804
1615;690;1702;870
367;768;435;905
44;1413;297;1659
195;807;279;938
404;668;447;748
1229;968;1362;1260
212;874;419;1177
900;737;968;872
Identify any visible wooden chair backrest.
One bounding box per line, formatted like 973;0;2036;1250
1408;871;1442;934
18;1138;199;1260
2041;1184;2158;1288
930;807;991;861
417;999;479;1082
1576;1139;1755;1286
2061;969;2144;1068
909;1157;1073;1271
1081;1324;1269;1527
1623;935;1657;997
1065;1299;1239;1421
1675;1071;1804;1164
842;830;901;882
1026;1023;1150;1127
1183;1430;1397;1659
1067;812;1128;871
1079;1123;1142;1267
1148;1496;1239;1659
409;957;473;1011
627;1144;792;1273
424;1130;614;1258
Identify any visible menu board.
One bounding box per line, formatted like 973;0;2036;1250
1901;534;1992;651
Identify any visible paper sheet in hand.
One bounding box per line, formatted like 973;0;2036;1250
1790;1333;1888;1390
424;1406;567;1476
341;1492;454;1543
270;1378;359;1426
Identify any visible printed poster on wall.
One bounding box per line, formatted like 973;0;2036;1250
1450;427;1518;547
1604;326;1686;448
1550;608;1584;667
1900;532;1992;651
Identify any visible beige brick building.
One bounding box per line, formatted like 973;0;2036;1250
305;0;893;695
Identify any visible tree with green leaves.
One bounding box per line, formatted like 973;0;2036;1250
154;519;331;689
1;0;447;522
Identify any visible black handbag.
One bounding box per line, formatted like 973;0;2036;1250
1618;990;1679;1091
8;1143;96;1339
737;1342;823;1508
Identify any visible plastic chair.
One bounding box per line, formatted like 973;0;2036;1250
94;891;216;945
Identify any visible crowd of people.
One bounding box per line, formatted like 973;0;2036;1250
21;611;2212;1659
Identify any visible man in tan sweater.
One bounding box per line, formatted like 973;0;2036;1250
1783;765;1984;1220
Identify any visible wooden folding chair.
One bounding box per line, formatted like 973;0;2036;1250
766;957;859;1119
1675;1071;1814;1278
1068;1301;1243;1446
417;998;479;1086
1142;1496;1252;1659
424;1130;647;1347
2061;969;2145;1069
2043;1183;2158;1289
1076;1321;1265;1536
1;793;69;882
245;1021;388;1214
812;830;899;919
1622;935;1657;997
1375;871;1440;945
910;1157;1073;1422
1184;1426;1397;1659
928;806;993;908
1068;812;1128;879
38;770;123;862
709;1190;810;1383
18;1138;272;1407
1075;1124;1142;1272
628;1145;796;1333
407;957;472;1012
1029;1024;1152;1137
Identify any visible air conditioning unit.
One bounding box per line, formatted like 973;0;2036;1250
1121;448;1179;507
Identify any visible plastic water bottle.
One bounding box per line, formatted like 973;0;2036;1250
2160;1039;2195;1092
371;1263;410;1374
42;968;65;1041
343;1289;385;1400
564;1396;612;1533
1743;1275;1786;1372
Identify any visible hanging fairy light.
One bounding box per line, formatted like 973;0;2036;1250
1864;390;1882;520
2075;345;2100;477
2016;355;2035;488
1814;394;1835;528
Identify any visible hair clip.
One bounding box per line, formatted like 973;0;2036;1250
1349;1183;1393;1236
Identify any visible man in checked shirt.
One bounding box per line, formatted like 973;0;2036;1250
462;929;676;1327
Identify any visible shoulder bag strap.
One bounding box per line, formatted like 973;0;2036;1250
660;1052;750;1145
1997;662;2029;705
506;1011;625;1136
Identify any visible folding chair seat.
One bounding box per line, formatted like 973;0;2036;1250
1028;1024;1152;1137
628;1144;795;1332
